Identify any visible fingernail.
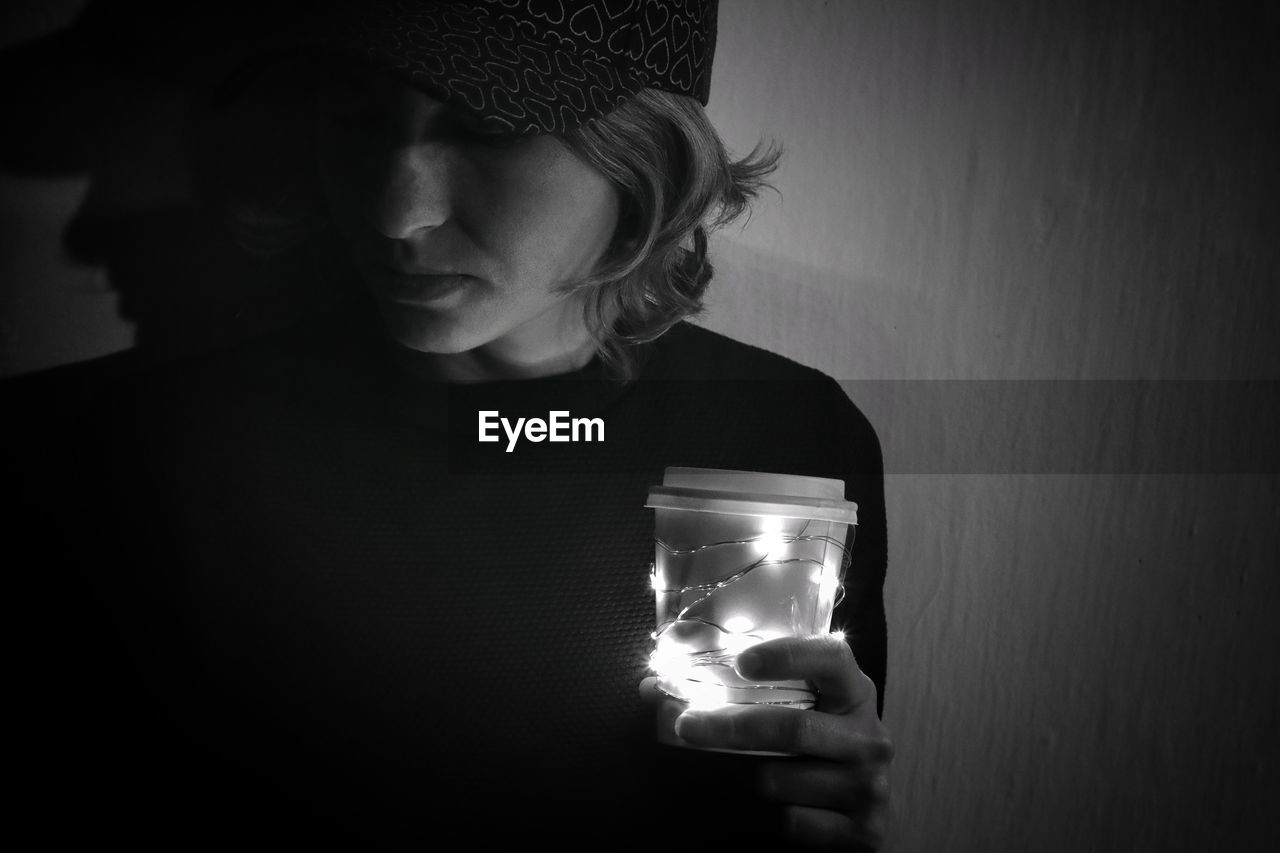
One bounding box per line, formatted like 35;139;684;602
735;649;762;676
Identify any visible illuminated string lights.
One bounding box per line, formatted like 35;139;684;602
648;520;851;712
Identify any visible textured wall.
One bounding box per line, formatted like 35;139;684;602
700;2;1279;850
2;1;1278;849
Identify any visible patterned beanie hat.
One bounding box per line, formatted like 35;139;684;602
230;0;720;136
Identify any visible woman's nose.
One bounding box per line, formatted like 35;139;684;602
365;142;454;240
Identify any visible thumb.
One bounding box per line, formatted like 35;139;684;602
638;676;664;707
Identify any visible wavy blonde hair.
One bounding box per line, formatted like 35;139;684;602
557;88;779;380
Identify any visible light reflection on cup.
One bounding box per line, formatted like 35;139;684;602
645;468;858;754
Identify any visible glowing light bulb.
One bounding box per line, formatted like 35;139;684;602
721;631;759;654
723;615;754;634
754;515;787;557
649;638;693;676
682;680;730;711
651;635;732;711
817;565;841;601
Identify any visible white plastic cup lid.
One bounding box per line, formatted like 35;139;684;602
645;466;857;525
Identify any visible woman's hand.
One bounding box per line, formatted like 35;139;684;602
642;633;893;850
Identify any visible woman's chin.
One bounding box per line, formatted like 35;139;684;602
374;303;478;354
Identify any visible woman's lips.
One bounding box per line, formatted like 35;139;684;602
366;266;475;305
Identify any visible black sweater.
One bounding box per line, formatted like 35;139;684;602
7;315;886;849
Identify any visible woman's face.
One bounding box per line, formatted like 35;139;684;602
314;65;619;373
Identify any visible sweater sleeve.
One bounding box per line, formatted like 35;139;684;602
826;376;889;719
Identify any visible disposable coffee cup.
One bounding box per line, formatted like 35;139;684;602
645;467;857;753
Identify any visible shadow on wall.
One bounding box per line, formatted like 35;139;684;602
0;0;341;379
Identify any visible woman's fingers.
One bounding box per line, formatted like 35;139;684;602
644;634;877;717
783;804;891;851
648;634;894;849
757;758;890;812
734;633;878;716
674;703;894;763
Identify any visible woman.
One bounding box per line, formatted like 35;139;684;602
24;1;893;848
